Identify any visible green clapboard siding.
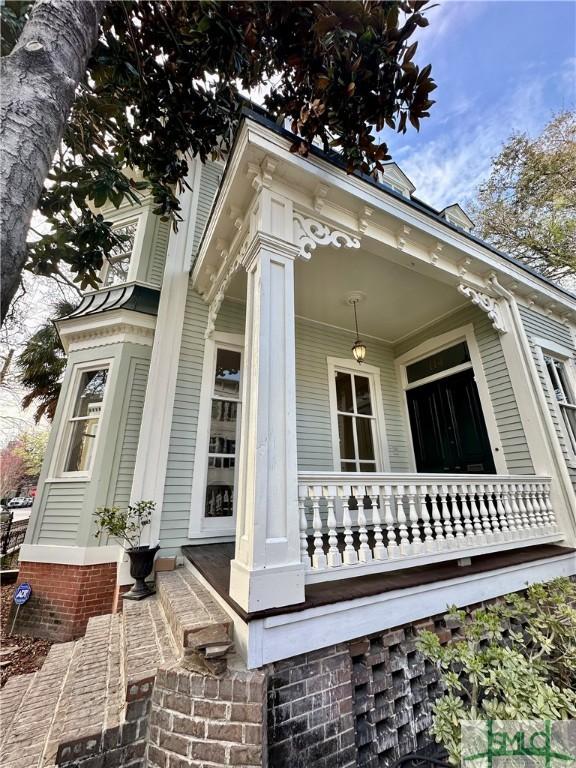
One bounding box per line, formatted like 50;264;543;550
112;359;150;508
37;484;86;545
394;305;534;475
518;304;576;483
146;217;171;286
192;163;223;256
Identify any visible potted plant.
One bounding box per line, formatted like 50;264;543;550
94;500;158;600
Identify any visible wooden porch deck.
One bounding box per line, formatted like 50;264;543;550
182;541;574;622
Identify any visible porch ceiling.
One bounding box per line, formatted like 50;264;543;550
228;244;466;344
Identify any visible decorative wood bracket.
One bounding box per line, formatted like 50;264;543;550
293;213;360;261
458;283;507;334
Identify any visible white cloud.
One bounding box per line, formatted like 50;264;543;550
395;74;556;211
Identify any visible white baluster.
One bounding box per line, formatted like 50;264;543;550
529;484;544;528
523;483;537;533
535;484;549;528
515;483;531;534
430;485;446;549
542;483;557;529
396;485;410;555
407;485;422;554
370;485;387;560
356;485;373;563
494;484;510;540
450;484;465;540
510;483;525;535
419;485;435;552
500;484;516;537
477;484;493;538
325;484;342;568
460;483;474;538
340;484;358;565
311;486;327;569
383;484;399;558
299;489;312;568
486;484;502;540
439;484;454;545
468;484;484;542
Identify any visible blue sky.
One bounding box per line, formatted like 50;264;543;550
385;1;576;211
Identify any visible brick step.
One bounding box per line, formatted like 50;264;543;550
0;641;77;768
45;613;125;766
122;595;179;702
156;568;234;668
0;673;36;750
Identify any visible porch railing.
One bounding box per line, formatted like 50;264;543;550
298;473;562;583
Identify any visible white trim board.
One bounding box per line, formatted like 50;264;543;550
19;543;122;567
244;550;576;668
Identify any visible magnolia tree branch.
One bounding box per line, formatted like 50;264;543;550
0;0;105;323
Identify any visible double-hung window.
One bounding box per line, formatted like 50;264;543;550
333;369;379;472
543;354;576;454
204;347;242;518
101;221;138;287
62;367;109;474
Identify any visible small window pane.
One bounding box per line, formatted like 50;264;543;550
103;222;137;287
356;418;375;460
65;417;99;472
359;462;376;472
73;370;108;417
354;375;372;415
407;342;470;383
209;400;237;454
214;349;241;398
205;475;234;517
338;415;355;459
561;405;576;451
335;371;354;413
341;461;356;472
104;256;130;287
556;362;574;403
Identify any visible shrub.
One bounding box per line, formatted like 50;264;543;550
416;578;576;765
94;500;155;549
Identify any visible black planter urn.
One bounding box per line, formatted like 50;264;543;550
123;544;159;600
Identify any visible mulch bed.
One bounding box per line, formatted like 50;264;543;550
1;583;52;687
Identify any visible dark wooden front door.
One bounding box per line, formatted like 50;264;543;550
407;368;496;474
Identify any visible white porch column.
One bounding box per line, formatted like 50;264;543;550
229;232;305;612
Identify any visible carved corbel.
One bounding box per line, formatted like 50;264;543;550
228;205;243;230
205;257;243;340
293;212;360;261
430;241;443;265
397;225;411;252
358;206;373;234
457;257;471;277
458;283;506;334
313;184;329;214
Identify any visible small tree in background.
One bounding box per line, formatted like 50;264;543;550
472;112;576;284
0;444;27;500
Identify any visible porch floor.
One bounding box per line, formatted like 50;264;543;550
181;542;574;622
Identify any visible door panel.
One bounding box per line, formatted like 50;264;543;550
407;369;495;474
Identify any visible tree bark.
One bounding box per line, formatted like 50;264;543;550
0;0;105;324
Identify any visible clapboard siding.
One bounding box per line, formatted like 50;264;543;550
295;319;411;472
147;217;171;286
394;305;534;475
518;305;576;485
192;162;223;256
112;359;150;508
37;483;86;544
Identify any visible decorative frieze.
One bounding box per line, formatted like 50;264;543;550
293;212;361;260
457;283;507;334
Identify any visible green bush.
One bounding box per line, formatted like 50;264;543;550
94;500;155;550
416;578;576;765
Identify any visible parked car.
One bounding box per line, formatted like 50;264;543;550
7;497;30;508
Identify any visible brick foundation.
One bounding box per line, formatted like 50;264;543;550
11;560;118;641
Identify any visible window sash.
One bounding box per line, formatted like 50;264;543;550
334;370;378;472
60;366;109;475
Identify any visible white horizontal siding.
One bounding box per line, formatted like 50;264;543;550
147;217;171;286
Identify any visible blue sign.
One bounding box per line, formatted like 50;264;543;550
14;582;32;605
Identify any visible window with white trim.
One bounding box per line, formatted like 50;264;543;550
333;369;378;472
101;221;138;287
543;354;576;454
204;347;242;518
62;367;108;473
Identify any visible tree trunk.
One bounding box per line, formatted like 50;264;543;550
0;0;105;324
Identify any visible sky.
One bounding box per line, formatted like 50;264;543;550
385;0;576;210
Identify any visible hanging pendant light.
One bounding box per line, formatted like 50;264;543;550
350;296;367;364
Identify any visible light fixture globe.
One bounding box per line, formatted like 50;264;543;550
345;291;367;364
352;339;366;363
